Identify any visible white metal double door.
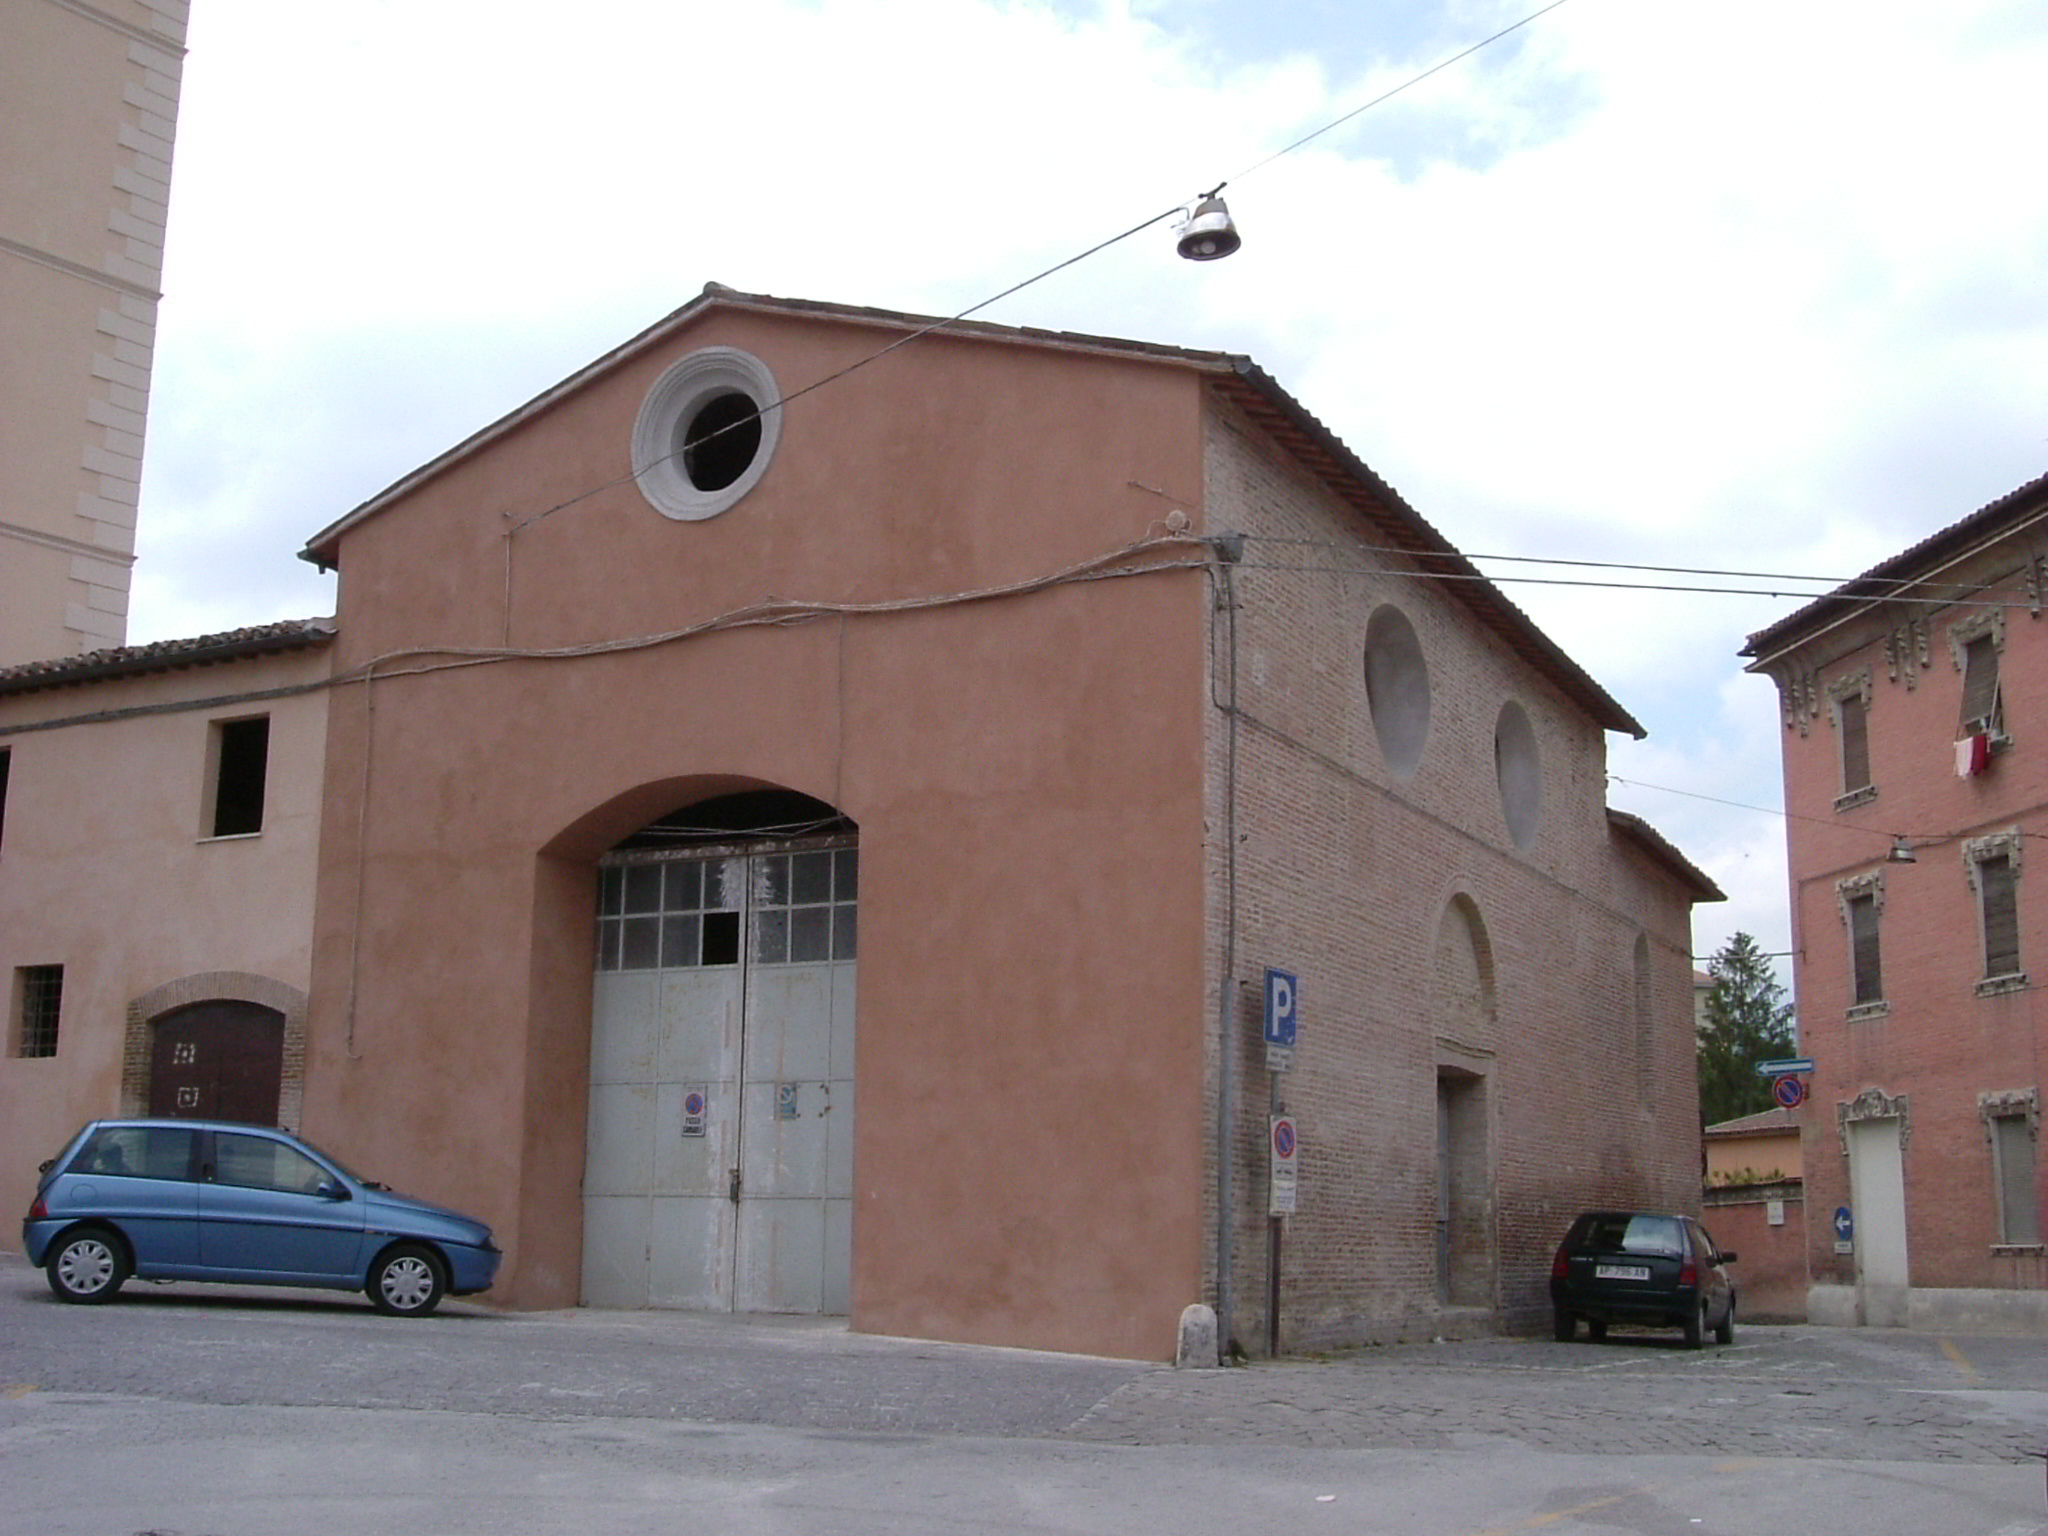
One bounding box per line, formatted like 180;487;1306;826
583;847;856;1313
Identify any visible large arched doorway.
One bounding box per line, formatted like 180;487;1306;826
582;789;858;1313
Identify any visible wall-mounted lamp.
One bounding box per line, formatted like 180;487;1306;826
1887;837;1918;864
1177;196;1241;261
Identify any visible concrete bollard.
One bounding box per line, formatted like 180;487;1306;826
1175;1303;1219;1368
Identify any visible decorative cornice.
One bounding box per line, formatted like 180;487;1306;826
1838;1086;1911;1154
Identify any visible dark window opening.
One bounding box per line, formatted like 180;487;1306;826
617;789;851;850
702;909;741;966
0;745;11;850
15;964;62;1058
211;716;270;837
1981;854;2021;978
1848;893;1883;1005
680;392;763;493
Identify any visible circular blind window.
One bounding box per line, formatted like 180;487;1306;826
1364;604;1431;779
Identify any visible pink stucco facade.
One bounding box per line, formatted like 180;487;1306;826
0;626;332;1222
1747;470;2048;1330
296;298;1216;1358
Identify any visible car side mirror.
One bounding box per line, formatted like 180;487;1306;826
1719;1250;1738;1263
314;1181;351;1202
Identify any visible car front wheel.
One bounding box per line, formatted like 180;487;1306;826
368;1244;446;1317
47;1227;129;1304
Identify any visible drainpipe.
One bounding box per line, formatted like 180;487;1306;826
1209;532;1245;1352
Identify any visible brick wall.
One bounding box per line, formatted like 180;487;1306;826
1704;1183;1808;1322
1762;524;2048;1301
1200;395;1706;1352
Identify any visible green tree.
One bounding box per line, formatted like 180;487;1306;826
1696;931;1797;1126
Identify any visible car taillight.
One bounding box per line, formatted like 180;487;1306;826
1679;1259;1698;1287
27;1195;47;1220
1551;1246;1569;1281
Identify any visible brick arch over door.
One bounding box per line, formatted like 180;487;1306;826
121;973;310;1130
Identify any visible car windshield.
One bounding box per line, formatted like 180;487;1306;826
1578;1214;1684;1257
287;1133;377;1188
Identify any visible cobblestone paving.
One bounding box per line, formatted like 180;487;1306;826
9;1253;2048;1474
1066;1334;2048;1465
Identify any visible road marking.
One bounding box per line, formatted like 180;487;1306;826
1940;1338;1985;1384
1467;1483;1663;1534
1459;1462;1775;1535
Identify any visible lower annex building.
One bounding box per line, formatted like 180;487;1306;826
1;287;1721;1360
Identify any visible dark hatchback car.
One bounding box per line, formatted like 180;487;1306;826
1549;1210;1737;1348
22;1119;500;1316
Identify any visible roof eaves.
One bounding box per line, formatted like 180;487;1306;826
1741;467;2048;665
1703;1107;1799;1136
0;618;337;698
1218;359;1647;739
1607;808;1726;903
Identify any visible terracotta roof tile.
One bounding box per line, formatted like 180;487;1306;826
0;618;335;697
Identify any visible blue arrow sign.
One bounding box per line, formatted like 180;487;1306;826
1757;1057;1815;1077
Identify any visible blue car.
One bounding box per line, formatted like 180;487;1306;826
22;1119;500;1316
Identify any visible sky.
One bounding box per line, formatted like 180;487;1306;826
129;0;2048;984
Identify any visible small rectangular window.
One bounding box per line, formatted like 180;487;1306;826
208;716;270;837
13;964;63;1058
1961;636;2003;736
0;745;11;850
1991;1113;2040;1245
1848;893;1883;1006
1839;692;1871;794
1979;853;2021;979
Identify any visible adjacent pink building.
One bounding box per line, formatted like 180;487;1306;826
1744;470;2048;1329
5;286;1721;1359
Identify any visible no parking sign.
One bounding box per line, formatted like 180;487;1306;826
1269;1115;1299;1216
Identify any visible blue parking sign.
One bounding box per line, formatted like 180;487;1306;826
1264;968;1298;1049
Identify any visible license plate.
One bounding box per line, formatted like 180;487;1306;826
1595;1263;1650;1281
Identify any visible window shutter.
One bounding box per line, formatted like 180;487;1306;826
1994;1114;2040;1244
1849;893;1883;1005
1840;693;1870;791
1961;637;2001;732
1981;854;2021;977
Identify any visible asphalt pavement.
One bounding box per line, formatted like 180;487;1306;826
5;1253;2047;1535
